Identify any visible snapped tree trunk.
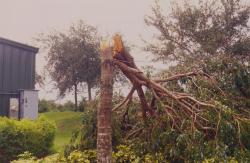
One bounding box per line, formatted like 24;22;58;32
74;83;78;112
87;82;92;101
97;44;113;163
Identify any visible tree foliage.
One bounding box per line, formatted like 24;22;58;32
37;20;100;109
145;0;250;111
63;97;250;162
145;0;250;61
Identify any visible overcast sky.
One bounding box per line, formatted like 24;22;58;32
0;0;172;102
1;0;249;103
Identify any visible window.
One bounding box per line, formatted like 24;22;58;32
9;98;19;119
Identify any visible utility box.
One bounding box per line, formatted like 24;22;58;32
20;90;38;120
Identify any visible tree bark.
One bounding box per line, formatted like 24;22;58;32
74;83;78;112
87;82;92;101
97;45;113;163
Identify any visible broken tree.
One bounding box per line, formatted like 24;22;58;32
97;41;113;163
112;34;249;137
96;34;250;162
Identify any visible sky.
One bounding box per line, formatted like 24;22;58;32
1;0;249;103
0;0;171;102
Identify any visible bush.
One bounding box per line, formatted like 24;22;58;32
0;116;56;162
38;99;77;112
68;150;97;163
64;101;122;157
112;145;140;162
124;102;250;162
12;146;158;163
11;152;66;163
38;99;57;112
12;145;247;163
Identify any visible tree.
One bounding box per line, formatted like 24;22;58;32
35;72;45;87
145;0;250;111
37;20;100;110
97;41;114;162
145;0;250;61
64;35;250;162
111;34;250;162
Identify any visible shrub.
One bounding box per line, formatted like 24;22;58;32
126;102;250;162
0;116;56;162
12;146;159;163
38;99;50;113
38;99;57;112
112;145;140;162
64;102;122;157
11;152;66;163
38;99;78;112
68;150;97;163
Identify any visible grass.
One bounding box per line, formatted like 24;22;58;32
41;111;83;152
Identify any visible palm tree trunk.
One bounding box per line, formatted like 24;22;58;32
97;45;113;163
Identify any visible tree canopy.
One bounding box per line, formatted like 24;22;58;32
145;0;250;111
145;0;250;62
38;20;100;110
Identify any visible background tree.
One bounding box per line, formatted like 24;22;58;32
35;72;45;87
145;0;250;111
38;20;100;111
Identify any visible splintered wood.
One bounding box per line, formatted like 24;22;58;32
112;34;216;133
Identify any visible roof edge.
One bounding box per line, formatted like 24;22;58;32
0;37;39;53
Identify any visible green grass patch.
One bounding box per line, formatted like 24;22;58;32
40;111;83;153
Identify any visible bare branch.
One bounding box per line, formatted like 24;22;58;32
113;86;136;112
154;70;209;83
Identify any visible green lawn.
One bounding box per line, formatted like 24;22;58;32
41;111;83;152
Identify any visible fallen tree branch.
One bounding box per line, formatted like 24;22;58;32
111;34;224;136
154;70;209;83
113;86;136;111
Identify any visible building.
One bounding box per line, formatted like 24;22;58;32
0;37;39;119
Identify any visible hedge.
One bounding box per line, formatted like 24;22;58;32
0;116;56;162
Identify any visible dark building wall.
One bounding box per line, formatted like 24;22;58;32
0;38;38;116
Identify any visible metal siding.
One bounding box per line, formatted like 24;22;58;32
28;52;33;89
9;47;13;91
0;45;4;114
19;50;26;89
0;95;8;116
3;95;9;116
0;45;35;92
0;95;3;115
0;44;3;91
3;45;11;92
0;42;37;116
0;37;39;53
11;48;20;91
25;52;31;89
17;49;22;89
1;45;11;116
30;53;36;89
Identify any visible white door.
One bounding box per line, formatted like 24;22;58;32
20;90;38;120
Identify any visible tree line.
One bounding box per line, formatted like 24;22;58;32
37;20;100;111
